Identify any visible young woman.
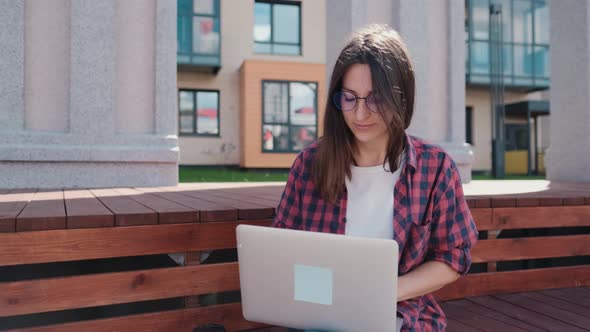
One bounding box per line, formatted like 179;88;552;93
271;24;478;331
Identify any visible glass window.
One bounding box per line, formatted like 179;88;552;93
262;81;317;152
472;0;489;40
470;41;490;74
177;0;220;66
254;2;271;43
178;90;220;136
273;4;300;44
194;0;215;15
534;1;549;44
192;16;220;54
254;1;301;55
513;0;533;44
263;82;289;123
514;44;533;77
505;124;529;151
533;45;549;78
466;0;550;88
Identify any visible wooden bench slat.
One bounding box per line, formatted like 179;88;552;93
4;303;264;332
471;208;492;230
0;190;37;233
141;189;237;222
214;189;280;208
0;263;240;317
0;220;271;266
90;189;158;227
491;206;590;230
112;188;198;224
471;234;590;263
178;190;274;220
16;190;66;232
434;265;590;301
63;189;114;229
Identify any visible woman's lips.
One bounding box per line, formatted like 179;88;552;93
354;123;375;130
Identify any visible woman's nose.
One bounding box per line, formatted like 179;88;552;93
355;99;372;120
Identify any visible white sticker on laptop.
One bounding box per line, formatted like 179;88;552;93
293;264;333;305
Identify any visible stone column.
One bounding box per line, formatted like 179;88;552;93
545;0;590;182
0;0;178;188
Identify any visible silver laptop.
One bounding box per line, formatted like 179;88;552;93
236;224;399;332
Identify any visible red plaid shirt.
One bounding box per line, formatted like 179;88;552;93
272;134;479;331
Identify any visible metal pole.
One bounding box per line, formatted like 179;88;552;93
490;4;505;178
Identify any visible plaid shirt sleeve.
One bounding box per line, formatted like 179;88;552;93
427;158;478;275
271;152;304;229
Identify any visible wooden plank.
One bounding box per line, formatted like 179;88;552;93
489;206;590;231
215;189;280;207
63;189;114;229
0;190;37;233
446;318;485;332
178;190;274;220
471;234;590;263
471;209;493;233
494;293;590;330
563;196;586;206
0;220;271;266
140;189;237;222
183;250;202;308
16;190;66;231
90;189;157;227
5;303;265;332
441;299;542;332
516;197;540;207
538;197;563;206
491;197;516;208
467;296;587;332
433;265;590;301
112;188;197;224
0;263;240;316
521;291;590;317
441;301;528;332
540;288;590;308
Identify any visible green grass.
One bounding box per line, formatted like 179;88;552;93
179;167;289;182
179;166;546;183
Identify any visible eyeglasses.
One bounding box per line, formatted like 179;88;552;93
332;90;383;113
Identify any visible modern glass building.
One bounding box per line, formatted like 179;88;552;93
465;0;550;175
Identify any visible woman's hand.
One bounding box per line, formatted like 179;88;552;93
397;261;460;302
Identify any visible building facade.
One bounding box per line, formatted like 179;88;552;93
465;0;550;175
177;0;326;168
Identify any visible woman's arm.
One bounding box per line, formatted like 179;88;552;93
398;157;478;302
271;152;304;229
397;261;459;301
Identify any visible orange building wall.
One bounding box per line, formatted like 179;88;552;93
239;60;326;168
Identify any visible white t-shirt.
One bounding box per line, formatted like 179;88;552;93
344;161;402;239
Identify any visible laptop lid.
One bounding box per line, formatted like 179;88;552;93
236;224;399;332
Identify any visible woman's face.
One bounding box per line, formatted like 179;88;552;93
340;63;391;149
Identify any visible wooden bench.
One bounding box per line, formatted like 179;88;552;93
0;184;589;331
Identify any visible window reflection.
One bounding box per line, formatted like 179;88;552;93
262;81;317;152
254;1;301;55
466;0;550;88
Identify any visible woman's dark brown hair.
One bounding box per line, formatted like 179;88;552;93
313;24;415;203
